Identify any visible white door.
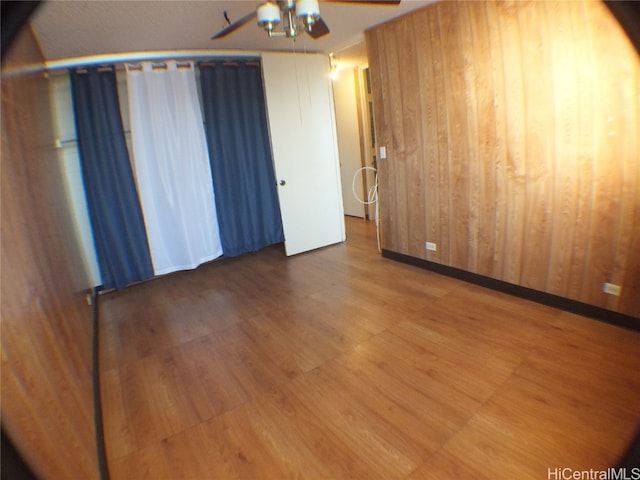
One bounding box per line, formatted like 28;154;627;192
332;68;365;218
262;52;345;256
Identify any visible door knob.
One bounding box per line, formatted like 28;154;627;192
279;179;286;186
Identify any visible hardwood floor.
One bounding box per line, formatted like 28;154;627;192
100;217;640;479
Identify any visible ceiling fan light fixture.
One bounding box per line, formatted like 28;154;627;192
212;0;398;41
257;2;281;32
295;0;320;29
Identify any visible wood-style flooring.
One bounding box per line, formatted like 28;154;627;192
100;216;640;479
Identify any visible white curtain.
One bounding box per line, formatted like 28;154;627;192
126;61;223;276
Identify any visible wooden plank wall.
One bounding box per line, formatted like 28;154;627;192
1;27;98;479
366;0;640;318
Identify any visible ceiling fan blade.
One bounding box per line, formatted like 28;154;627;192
211;10;257;40
308;17;330;39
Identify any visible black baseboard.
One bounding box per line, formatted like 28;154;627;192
1;428;39;480
616;425;640;471
382;249;640;332
605;1;640;55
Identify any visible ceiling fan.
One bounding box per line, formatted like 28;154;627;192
211;0;401;41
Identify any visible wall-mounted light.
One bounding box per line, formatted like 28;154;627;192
329;53;339;80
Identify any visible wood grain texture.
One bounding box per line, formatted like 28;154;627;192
546;0;579;296
366;27;393;249
396;18;425;260
100;217;640;479
1;27;97;479
413;8;440;264
440;2;472;270
498;0;527;285
486;0;510;282
365;0;640;318
469;2;498;278
581;0;625;307
431;6;451;264
566;0;597;301
384;22;408;253
518;1;554;292
461;2;481;274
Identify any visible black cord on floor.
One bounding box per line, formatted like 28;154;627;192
92;287;110;480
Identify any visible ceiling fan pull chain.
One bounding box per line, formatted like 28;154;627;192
292;39;303;123
302;38;313;109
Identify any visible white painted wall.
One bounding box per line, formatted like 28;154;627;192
332;68;365;218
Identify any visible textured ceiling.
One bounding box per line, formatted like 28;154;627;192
30;0;434;67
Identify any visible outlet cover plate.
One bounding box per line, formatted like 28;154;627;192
603;282;622;296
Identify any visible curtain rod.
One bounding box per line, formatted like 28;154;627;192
45;49;263;71
2;49;267;77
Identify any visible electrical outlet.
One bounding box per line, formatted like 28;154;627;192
425;242;437;252
602;283;622;296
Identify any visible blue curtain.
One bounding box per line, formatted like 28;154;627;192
70;66;153;290
199;60;284;257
